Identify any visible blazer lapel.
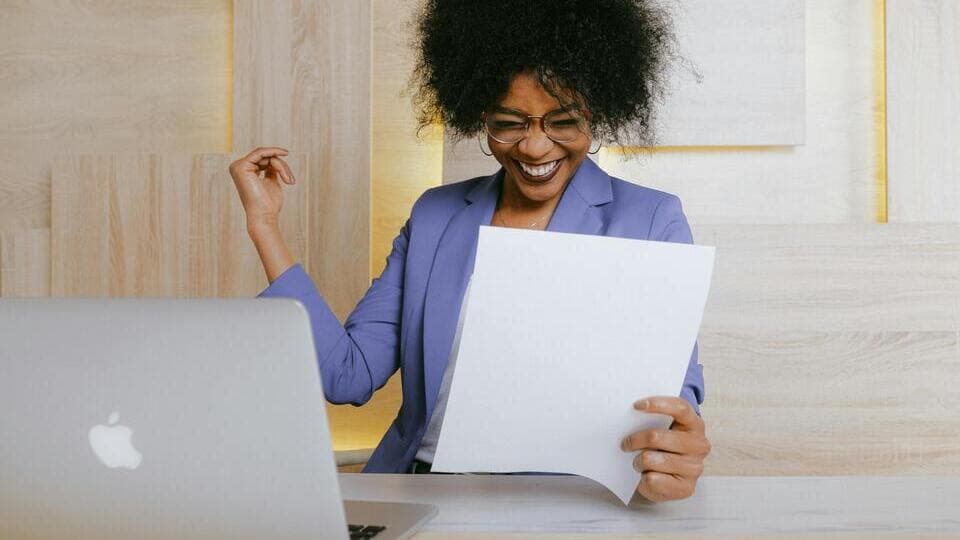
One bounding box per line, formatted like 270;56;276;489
421;171;501;419
546;157;611;235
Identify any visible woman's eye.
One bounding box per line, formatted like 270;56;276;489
493;121;523;129
549;119;579;127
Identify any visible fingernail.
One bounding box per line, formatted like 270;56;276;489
621;438;630;452
634;399;649;410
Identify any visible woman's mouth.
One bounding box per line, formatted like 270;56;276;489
514;158;562;183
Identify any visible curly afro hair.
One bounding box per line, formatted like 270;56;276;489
410;0;676;147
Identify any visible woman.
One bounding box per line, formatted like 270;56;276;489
228;0;710;502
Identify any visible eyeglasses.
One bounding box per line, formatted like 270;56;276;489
484;107;587;144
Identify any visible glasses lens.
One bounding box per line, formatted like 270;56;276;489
543;110;583;143
486;112;527;143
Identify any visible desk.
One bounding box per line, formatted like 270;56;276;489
339;474;960;538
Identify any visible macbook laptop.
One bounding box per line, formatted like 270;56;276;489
0;298;436;540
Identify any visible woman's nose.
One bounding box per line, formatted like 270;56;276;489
517;119;554;158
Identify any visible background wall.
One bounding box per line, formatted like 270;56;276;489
1;0;957;474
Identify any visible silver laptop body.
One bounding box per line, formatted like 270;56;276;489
0;298;435;540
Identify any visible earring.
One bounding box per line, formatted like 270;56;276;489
588;138;602;155
478;133;493;157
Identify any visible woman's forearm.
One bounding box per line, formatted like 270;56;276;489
248;222;295;284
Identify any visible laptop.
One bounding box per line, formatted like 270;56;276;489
0;298;436;540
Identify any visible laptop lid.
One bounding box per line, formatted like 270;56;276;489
0;298;349;540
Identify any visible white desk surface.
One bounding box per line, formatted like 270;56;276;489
339;474;960;538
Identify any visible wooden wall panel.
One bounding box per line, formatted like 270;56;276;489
0;228;50;297
887;0;960;222
697;223;960;474
232;0;293;150
231;0;371;316
0;1;231;291
701;330;960;475
288;0;371;323
51;154;308;297
0;156;51;231
698;224;960;332
0;2;231;153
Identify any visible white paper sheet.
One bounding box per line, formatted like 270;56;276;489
431;226;716;504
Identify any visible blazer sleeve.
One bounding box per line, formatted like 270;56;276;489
649;194;705;415
257;221;409;406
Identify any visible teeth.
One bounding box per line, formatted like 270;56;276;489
518;159;560;177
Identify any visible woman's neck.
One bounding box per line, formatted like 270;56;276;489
493;174;568;230
497;174;565;215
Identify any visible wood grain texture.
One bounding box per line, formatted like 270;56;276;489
50;154;308;297
886;0;960;222
699;330;960;475
0;154;51;230
0;1;230;152
232;0;293;149
697;224;960;332
0;1;232;296
0;228;50;297
289;0;371;322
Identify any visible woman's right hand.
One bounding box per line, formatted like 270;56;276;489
228;146;297;232
228;147;298;283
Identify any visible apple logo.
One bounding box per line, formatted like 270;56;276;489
88;412;143;470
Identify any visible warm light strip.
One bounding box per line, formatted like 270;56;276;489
874;0;889;223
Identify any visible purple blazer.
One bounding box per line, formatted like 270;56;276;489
258;157;704;473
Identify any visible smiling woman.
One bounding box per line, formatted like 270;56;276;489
409;0;675;228
229;0;708;504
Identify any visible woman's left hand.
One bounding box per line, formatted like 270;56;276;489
621;396;710;502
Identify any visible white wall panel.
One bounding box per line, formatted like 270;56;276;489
599;0;879;224
655;0;805;146
887;0;960;222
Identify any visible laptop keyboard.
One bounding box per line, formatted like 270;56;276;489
348;523;386;539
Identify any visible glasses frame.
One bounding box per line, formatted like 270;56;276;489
482;105;589;145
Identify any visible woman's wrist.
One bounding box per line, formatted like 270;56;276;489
246;215;280;238
247;220;295;283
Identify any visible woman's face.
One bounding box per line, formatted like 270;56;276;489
487;72;592;206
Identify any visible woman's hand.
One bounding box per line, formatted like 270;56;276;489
228;147;298;282
621;396;710;503
228;147;296;232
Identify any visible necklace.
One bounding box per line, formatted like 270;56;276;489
494;210;550;229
